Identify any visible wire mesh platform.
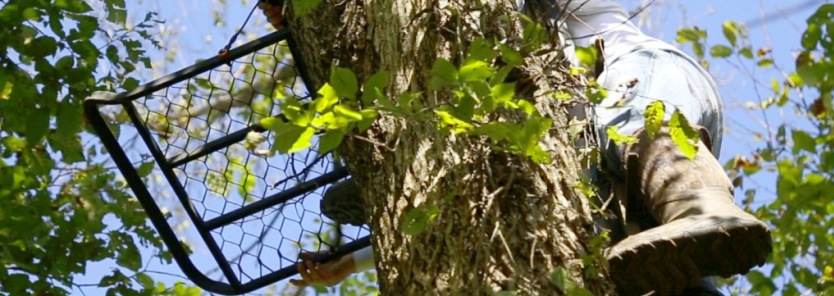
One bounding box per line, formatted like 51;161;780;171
84;28;371;295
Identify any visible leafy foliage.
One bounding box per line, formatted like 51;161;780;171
691;3;834;295
0;0;195;294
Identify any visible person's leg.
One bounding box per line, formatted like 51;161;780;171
594;48;722;177
594;49;771;296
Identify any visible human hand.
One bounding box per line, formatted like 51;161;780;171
257;1;284;30
289;252;356;288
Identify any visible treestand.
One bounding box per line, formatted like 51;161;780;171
84;28;370;295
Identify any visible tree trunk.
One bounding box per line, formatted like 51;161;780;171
288;0;614;294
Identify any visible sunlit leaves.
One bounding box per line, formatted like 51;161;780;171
0;80;13;100
709;45;733;58
435;110;474;134
429;58;459;90
644;101;665;140
331;67;359;100
676;27;707;61
361;71;390;106
669;110;699;159
606;126;637;146
575;46;599;69
722;21;740;47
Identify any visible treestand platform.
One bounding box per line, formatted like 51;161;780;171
84;28;371;295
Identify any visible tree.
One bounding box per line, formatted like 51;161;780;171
283;0;612;294
700;4;834;295
0;1;200;294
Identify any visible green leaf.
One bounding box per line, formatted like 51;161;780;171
676;27;707;44
330;67;358;100
429;58;459;90
318;130;345;155
606;126;638;146
116;244;142;271
709;45;733;58
801;22;821;50
669;110;699;159
435;110;473;134
333;105;363;122
288;127;316;153
259;117;283;131
357;109;378;131
722;21;739;47
466;38;497;62
746;270;777;295
361;71;390;106
738;46;754;59
575;46;598;68
122;77;140;90
280;99;313;127
401;206;439;236
136;161;154;177
551;267;576;293
791;130;816;154
459;60;495;82
397;92;419;113
491;83;515;106
455;94;476;121
0;79;12;100
107;7;127;26
585;81;608;104
520;14;546;50
474;122;512;142
498;44;522;67
757;58;774;68
263;120;316;154
291;0;323;17
314;83;339;113
135;273;154;290
26;106;51;146
1;136;26;152
521;115;553;164
644;101;665;140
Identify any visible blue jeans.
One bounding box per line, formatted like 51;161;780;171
594;48;723;178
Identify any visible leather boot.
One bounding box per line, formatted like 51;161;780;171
320;178;367;226
605;127;772;296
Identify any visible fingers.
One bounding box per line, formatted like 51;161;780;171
291;257;345;288
299;252;315;260
289;278;308;287
306;261;323;282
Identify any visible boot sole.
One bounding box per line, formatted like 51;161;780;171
607;217;772;296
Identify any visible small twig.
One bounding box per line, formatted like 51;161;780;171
270;153;329;188
348;134;397;152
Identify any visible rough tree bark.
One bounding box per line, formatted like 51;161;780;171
288;0;614;294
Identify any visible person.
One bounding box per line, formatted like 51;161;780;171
259;1;772;295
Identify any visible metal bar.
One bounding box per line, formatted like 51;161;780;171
85;29;292;106
204;166;349;231
168;125;264;168
286;33;318;94
83;101;239;295
122;102;244;289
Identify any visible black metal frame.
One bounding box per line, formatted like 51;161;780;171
84;28;371;295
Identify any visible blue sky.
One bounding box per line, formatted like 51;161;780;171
74;1;824;295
